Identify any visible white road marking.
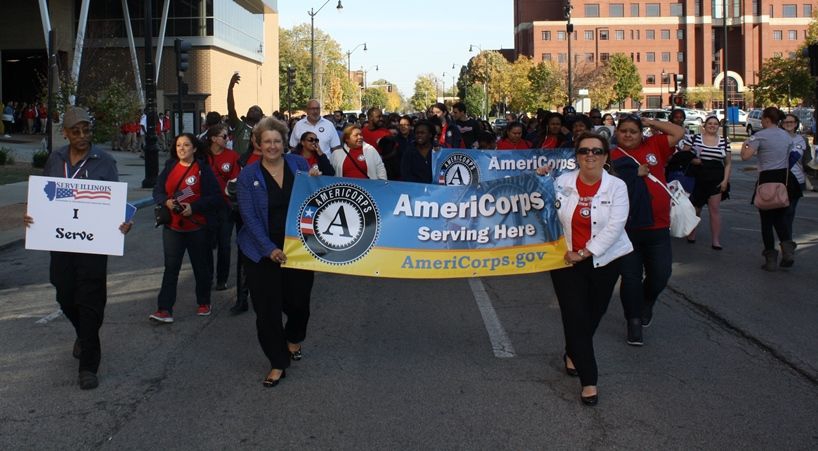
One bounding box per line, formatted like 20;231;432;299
468;278;516;358
731;227;760;232
35;310;63;324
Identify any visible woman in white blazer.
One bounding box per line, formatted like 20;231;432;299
537;131;632;407
330;125;387;180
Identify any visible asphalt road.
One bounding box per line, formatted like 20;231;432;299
1;155;817;449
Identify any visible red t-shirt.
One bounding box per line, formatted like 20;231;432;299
342;147;369;178
246;152;261;166
497;138;532;150
209;149;241;202
361;127;392;154
571;178;601;252
165;162;205;231
610;134;673;230
541;136;560;149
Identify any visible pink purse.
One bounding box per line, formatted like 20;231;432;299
753;170;789;210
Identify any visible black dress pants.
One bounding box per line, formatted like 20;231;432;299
49;251;108;374
550;258;621;386
243;255;314;370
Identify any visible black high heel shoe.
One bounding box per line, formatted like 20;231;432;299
563;353;578;377
289;347;302;361
262;369;286;387
581;392;598;406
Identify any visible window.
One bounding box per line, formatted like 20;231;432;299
585;4;600;16
789;51;797;59
599;29;609;40
610;3;625;16
616;30;625;40
585;53;595;62
773;52;783;58
678;52;685;62
557;31;566;40
806;4;813;17
662;52;671;62
631;29;640;39
661;73;671;84
600;52;609;62
677;29;685;39
631;3;640;16
646;30;656;40
646;96;661;109
646;52;656;62
542;31;551;40
661;29;671;39
585;31;595;40
558;53;567;63
542;53;552;61
647;75;656;84
789;30;797;40
782;4;797;17
646;3;661;16
773;30;782;40
752;0;760;16
670;3;684;16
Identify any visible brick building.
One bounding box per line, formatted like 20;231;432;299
0;0;280;131
514;0;815;109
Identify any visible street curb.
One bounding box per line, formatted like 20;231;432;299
0;196;155;252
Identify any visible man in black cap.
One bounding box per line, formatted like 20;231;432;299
24;106;132;390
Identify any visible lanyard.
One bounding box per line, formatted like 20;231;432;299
64;159;88;179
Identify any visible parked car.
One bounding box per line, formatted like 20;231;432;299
637;109;671;121
710;108;748;126
746;108;763;134
492;118;508;134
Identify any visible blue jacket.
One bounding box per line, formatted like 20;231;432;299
236;153;310;262
611;157;655;230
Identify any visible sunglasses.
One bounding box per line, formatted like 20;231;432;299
305;137;320;143
576;147;606;155
219;134;228;139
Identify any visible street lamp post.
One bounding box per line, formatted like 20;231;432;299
309;0;343;98
346;42;367;81
469;44;488;119
564;2;574;108
661;68;667;108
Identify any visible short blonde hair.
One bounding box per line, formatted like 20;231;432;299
251;116;289;149
342;124;360;145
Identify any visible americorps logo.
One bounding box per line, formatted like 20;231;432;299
297;183;380;264
43;180;112;204
439;152;479;186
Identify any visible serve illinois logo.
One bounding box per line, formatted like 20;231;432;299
43;180;112;204
297;182;379;264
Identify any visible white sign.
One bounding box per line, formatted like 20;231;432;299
25;176;128;256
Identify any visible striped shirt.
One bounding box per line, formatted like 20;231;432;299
683;133;730;162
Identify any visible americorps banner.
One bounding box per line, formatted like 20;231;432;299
283;173;569;278
433;148;577;185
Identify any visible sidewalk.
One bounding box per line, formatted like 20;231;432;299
0;133;157;250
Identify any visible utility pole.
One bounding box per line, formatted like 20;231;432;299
565;2;574;109
141;0;158;189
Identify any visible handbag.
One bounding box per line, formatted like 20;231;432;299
753;169;789;210
618;148;699;238
154;162;195;227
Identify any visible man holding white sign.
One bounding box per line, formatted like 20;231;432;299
23;106;132;390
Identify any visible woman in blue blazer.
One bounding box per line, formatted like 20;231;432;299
236;117;319;387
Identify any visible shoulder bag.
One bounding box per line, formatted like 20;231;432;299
753;169;789;210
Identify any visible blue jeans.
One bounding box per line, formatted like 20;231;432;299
619;228;672;320
157;227;212;312
211;206;234;285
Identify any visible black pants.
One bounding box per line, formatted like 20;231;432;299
243;255;314;370
619;228;672;320
551;258;621;386
235;221;249;304
157;227;212;312
210;206;234;285
50;251;108;374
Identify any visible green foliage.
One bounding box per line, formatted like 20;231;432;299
607;54;643;105
410;75;438;112
528;61;566;110
361;87;388;110
464;84;486;118
0;147;12;165
86;79;141;144
753;56;813;108
37;70;77;119
32;150;49;168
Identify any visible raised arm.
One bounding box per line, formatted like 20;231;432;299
643;118;685;148
227;73;241;128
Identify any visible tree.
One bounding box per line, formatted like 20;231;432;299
753;56;813;108
86;79;141;144
410;74;438;112
463;84;486;118
606;54;642;107
528;61;566;110
361;87;388;110
686;84;722;109
279;24;350;110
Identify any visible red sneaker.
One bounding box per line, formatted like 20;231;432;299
196;305;212;316
149;310;173;323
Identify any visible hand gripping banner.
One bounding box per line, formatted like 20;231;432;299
283;172;569;278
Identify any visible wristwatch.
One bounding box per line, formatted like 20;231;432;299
578;249;588;259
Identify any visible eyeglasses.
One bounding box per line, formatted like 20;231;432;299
305;137;320;143
219;134;228;139
576;147;606;155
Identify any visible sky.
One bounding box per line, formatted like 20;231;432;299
276;1;514;97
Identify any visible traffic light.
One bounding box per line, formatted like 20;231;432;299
180;81;189;97
287;66;296;87
174;38;191;75
805;44;818;77
387;84;392;93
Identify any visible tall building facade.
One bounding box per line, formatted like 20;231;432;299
514;0;815;109
0;0;279;127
